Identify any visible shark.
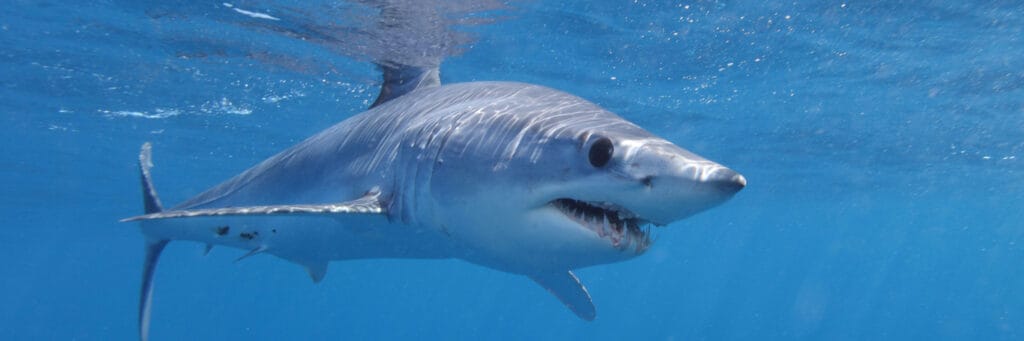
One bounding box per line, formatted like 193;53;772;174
123;64;745;340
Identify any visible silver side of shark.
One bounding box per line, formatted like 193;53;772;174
125;67;745;340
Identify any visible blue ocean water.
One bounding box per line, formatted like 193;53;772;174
2;1;1023;340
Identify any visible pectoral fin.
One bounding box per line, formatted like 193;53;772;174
529;271;596;321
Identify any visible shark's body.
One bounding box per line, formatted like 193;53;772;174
127;70;745;340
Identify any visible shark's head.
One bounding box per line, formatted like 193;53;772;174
536;132;745;252
415;83;744;273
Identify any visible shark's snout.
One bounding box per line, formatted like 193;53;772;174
609;141;745;225
705;168;746;195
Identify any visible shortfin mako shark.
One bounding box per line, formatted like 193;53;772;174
123;62;746;339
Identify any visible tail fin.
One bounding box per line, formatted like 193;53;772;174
136;142;168;341
139;142;163;214
140;239;167;341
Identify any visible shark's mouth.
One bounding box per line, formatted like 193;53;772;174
551;198;652;253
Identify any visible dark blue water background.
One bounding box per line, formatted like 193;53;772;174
2;1;1022;339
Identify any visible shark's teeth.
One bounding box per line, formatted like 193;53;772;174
551;198;651;253
601;214;610;237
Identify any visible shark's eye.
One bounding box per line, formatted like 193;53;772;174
588;137;614;168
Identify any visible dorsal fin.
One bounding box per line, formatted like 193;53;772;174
369;63;440;109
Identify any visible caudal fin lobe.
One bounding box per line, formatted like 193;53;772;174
135;142;169;341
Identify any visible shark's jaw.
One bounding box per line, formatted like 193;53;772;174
550;198;652;254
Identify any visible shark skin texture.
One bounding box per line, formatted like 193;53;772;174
125;68;745;340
